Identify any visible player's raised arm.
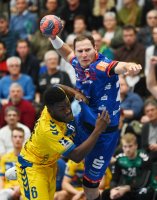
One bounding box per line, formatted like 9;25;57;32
40;15;74;63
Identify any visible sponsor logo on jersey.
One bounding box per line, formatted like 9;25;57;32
59;138;71;148
92;156;105;169
104;83;111;90
101;95;108;100
96;61;109;71
98;105;106;111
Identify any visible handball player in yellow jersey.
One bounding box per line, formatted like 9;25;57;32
15;85;110;200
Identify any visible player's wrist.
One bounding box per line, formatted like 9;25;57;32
49;36;64;49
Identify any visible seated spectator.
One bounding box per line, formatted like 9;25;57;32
115;25;149;99
99;11;123;49
28;16;52;62
0;56;35;105
0;127;24;199
92;31;114;59
117;0;142;26
0;82;36;130
68;15;91;38
15;39;40;88
0;40;8;78
41;0;61;16
101;133;154;200
0;106;31;156
92;0;116;30
59;0;92;36
119;75;144;123
138;10;157;48
0;14;19;56
36;50;73;103
61;159;85;200
141;98;157;163
9;0;37;40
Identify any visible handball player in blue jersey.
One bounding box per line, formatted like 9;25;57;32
48;33;142;200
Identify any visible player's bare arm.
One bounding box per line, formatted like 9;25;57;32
68;110;110;163
57;84;88;103
49;35;74;63
114;62;142;76
146;57;157;99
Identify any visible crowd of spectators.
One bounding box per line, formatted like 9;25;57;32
1;0;157;199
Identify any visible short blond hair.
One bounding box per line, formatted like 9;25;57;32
121;133;137;145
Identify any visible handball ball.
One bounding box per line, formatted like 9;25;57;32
40;15;63;36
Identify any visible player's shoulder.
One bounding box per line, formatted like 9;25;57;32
138;150;149;161
115;152;125;160
1;151;15;161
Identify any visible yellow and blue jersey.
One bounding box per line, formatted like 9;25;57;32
65;160;84;189
0;151;18;188
19;106;76;167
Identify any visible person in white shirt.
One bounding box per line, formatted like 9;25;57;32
0;106;30;157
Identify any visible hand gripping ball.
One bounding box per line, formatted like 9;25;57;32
40;15;63;36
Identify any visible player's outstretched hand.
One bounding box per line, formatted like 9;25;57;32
124;63;142;76
95;110;110;134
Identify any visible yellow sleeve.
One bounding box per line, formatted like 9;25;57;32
65;160;78;177
0;156;6;177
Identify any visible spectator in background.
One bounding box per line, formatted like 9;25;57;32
115;25;148;99
0;127;24;200
138;10;157;48
92;31;114;59
15;39;40;88
0;56;35;105
0;106;30;156
119;75;144;123
92;0;116;30
59;0;92;38
69;15;91;38
10;0;37;40
0;83;36;130
0;40;8;78
99;11;123;49
36;50;73;104
141;98;157;163
29;15;52;62
145;26;157;78
101;133;154;200
61;159;85;200
41;0;61;16
0;14;19;56
117;0;142;27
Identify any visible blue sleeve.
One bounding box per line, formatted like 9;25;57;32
23;77;35;101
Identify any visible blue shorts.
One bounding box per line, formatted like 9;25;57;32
74;115;120;183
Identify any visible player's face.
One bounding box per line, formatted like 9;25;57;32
122;141;137;159
50;98;73;122
74;39;97;68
